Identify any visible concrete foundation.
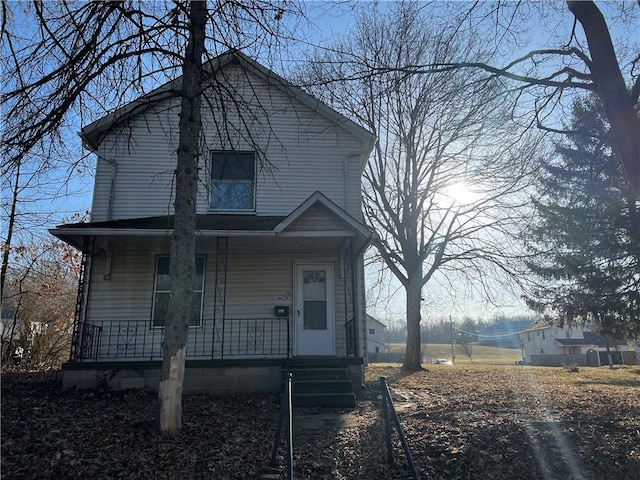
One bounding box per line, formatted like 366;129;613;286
62;357;364;396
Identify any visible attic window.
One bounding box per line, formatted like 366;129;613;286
210;151;255;211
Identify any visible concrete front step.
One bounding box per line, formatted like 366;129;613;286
292;379;353;395
293;392;356;408
284;367;350;381
283;365;356;408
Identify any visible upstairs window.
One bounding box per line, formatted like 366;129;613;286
152;255;205;327
210;151;255;211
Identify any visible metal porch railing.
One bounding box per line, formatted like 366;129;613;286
72;317;291;361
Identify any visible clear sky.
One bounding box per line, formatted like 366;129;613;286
12;1;638;323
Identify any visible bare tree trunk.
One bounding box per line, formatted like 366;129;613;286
1;160;20;301
158;0;206;435
402;277;423;372
567;0;640;196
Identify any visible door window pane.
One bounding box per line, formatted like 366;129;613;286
304;300;327;330
303;270;327;330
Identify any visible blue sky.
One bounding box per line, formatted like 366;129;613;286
9;1;638;322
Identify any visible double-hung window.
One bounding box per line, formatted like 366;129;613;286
152;255;205;327
210;151;255;211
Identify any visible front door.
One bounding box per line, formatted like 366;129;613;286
295;264;335;356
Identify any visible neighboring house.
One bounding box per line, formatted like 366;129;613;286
50;51;375;402
523;321;636;366
366;314;387;355
477;320;533;349
0;307;16;340
1;307;19;362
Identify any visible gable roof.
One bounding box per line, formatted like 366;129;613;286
366;314;386;329
274;191;372;239
556;331;614;348
80;50;375;156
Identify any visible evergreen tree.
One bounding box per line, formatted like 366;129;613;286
526;95;640;341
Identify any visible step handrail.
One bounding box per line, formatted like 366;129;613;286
269;372;294;479
380;376;420;480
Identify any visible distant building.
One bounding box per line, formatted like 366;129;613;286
0;307;17;341
366;315;387;355
522;321;635;365
477;320;533;349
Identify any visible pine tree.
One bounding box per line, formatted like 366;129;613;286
526;95;640;341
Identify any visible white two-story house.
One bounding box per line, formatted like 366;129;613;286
522;321;635;366
51;51;375;404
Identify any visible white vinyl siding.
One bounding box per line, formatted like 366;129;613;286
89;66;366;222
285;204;352;231
84;239;351;357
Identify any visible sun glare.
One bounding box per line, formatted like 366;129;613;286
445;181;481;205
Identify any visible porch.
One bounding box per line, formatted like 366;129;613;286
64;316;364;400
70;316;359;362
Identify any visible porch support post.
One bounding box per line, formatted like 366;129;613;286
70;235;95;361
349;237;359;356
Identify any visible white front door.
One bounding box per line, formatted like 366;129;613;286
295;264;335;356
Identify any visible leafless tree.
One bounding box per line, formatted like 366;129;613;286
298;2;542;371
1;0;305;433
397;1;639;196
1;240;80;370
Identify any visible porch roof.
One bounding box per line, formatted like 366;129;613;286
57;214;286;231
51;191;375;253
50;214;285;250
556;332;612;348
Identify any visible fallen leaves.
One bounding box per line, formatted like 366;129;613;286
2;365;639;479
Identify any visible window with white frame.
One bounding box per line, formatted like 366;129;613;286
152;255;205;327
210;151;255;211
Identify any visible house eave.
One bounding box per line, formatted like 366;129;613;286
49;227;279;251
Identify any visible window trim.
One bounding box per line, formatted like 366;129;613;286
209;150;257;212
151;255;206;328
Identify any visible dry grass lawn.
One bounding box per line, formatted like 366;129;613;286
366;363;640;479
2;364;639;479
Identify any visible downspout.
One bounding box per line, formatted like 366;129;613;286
103;156;118;221
79;131;117;222
343;155;349;213
352;231;375;359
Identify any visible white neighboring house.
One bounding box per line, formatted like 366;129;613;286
366;314;387;355
523;321;634;363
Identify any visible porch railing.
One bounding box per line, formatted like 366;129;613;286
72;317;291;362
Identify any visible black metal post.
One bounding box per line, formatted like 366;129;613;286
286;372;294;480
380;376;420;480
380;376;395;465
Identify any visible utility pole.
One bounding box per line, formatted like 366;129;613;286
450;315;455;365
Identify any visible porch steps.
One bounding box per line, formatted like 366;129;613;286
284;365;355;408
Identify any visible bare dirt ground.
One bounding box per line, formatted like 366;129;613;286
2;364;639;479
